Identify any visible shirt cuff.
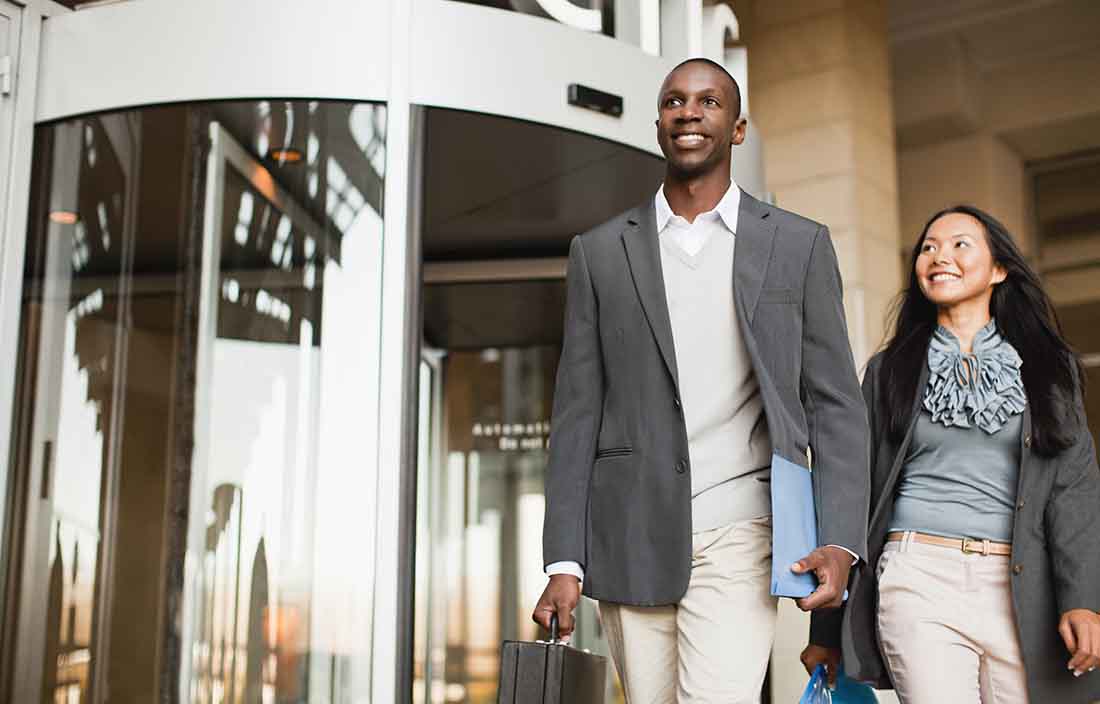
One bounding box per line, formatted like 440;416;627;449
826;544;860;566
545;561;584;582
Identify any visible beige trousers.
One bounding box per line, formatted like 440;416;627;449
876;533;1029;704
598;516;778;704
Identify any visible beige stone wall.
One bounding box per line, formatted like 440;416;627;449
737;0;903;370
890;21;1035;261
897;133;1033;256
890;1;1100;270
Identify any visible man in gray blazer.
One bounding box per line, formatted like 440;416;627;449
533;58;869;702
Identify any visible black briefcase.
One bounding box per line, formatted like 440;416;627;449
497;615;607;704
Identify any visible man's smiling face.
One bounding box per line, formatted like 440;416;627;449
656;61;745;179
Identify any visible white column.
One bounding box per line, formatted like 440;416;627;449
373;0;415;700
660;0;703;60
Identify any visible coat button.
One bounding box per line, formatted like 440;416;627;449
1013;564;1024;575
1023;435;1032;449
673;397;682;412
675;459;687;474
1016;500;1025;510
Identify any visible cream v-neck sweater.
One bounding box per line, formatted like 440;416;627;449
659;219;772;532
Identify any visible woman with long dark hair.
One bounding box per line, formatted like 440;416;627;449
801;205;1100;702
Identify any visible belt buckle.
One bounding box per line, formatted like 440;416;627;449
961;538;991;556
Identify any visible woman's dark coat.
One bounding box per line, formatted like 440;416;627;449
811;352;1100;702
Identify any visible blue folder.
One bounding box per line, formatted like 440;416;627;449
770;453;819;598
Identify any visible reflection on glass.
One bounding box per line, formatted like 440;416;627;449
6;100;386;704
26;115;130;704
188;108;387;703
50;294;112;704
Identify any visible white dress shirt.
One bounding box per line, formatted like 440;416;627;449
654;181;741;257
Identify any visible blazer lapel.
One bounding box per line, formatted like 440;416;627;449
621;203;680;393
734;190;776;325
1015;406;1033;499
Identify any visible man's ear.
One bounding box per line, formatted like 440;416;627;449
730;117;748;146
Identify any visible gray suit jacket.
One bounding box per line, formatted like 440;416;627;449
543;190;870;605
812;354;1100;702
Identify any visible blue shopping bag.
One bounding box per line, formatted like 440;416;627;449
832;665;878;704
799;665;831;704
799;664;879;704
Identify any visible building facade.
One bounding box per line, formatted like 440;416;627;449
0;1;1097;703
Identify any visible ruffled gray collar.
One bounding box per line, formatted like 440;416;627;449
923;320;1026;434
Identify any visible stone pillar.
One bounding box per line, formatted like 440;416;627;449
733;3;902;703
739;0;902;369
898;134;1034;258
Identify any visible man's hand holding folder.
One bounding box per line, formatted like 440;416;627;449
768;453;853;610
791;546;853;610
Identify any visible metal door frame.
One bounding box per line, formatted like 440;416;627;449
0;0;68;622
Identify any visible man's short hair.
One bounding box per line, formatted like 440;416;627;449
665;57;742;117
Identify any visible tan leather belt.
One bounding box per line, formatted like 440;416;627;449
886;531;1012;556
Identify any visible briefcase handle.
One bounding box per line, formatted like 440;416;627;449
549;613;560;643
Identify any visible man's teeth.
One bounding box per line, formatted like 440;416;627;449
675;134;705;144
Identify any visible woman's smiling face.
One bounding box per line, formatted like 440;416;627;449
915;212;1007;309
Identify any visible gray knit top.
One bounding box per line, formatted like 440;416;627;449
890;321;1027;542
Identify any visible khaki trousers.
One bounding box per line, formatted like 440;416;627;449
598;516;777;704
876;533;1029;704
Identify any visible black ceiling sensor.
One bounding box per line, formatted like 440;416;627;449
568;84;623;117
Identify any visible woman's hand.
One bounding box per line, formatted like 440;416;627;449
1059;609;1100;677
800;644;842;687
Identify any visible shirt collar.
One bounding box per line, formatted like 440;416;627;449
654;181;741;234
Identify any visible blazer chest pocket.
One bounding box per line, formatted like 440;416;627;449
753;293;801;388
758;287;799;305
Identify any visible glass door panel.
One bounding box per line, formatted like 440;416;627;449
4;100;388;704
6;113;136;704
413;107;663;704
186;112;387;703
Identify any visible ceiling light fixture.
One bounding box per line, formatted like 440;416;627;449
49;211;79;225
268;147;303;164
